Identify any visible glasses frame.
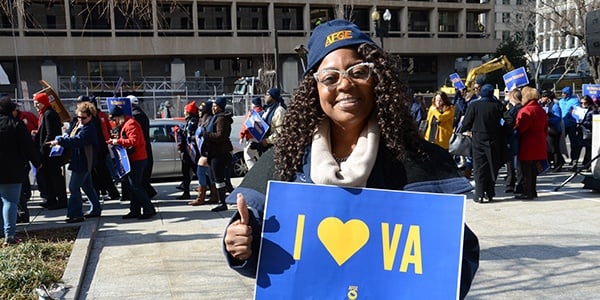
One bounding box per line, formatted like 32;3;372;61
77;115;90;120
313;62;374;89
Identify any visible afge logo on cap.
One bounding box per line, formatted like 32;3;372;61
325;30;353;47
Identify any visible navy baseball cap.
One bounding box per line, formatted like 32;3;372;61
305;19;376;76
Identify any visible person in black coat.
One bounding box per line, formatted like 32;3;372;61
461;84;507;203
0;96;41;245
33;92;68;210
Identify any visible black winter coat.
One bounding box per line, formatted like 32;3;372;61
0;115;41;183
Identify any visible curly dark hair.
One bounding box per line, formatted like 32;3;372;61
274;43;425;181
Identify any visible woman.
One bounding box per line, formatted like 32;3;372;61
503;88;523;194
176;101;200;200
571;95;598;169
424;91;455;149
50;102;102;222
107;106;157;219
514;87;548;200
222;19;479;299
0;96;41;246
189;101;219;206
203;97;234;212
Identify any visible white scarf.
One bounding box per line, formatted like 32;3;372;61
310;117;380;187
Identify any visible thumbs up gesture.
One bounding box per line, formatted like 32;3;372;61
225;193;253;261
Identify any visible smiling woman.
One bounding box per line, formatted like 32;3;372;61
222;19;480;300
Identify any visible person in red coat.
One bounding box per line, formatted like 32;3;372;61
515;87;548;200
107;106;157;219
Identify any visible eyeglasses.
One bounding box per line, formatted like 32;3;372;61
313;62;374;89
77;115;90;120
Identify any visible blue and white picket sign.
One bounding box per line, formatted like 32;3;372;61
582;84;600;98
503;67;529;91
255;181;466;300
110;145;130;179
449;73;465;90
107;97;132;116
244;110;270;141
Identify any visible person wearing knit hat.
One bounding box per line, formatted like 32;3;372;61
558;85;581;168
33;92;51;107
214;96;228;112
184;101;198;115
239;96;265;170
127;95;139;106
251;96;262;108
223;19;479;300
107;101;157;220
124;94;156;200
203;96;233;212
261;86;287;150
176;101;200;200
33;91;69;210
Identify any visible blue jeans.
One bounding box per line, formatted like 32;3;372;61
128;159;155;215
68;171;102;218
0;183;22;238
196;165;212;186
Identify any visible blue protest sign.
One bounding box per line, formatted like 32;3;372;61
449;73;465;90
503;67;529;91
244;110;270;141
110;145;130;179
107;97;132;116
582;84;600;98
256;181;466;300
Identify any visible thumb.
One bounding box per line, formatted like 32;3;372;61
237;193;249;225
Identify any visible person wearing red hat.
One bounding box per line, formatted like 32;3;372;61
32;92;68;210
176;101;200;200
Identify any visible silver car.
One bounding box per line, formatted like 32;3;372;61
149;118;247;180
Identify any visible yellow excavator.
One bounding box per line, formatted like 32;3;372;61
440;55;515;95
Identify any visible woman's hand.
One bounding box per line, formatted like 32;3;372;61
224;193;253;261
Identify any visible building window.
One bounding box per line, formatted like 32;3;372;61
157;3;193;32
502;31;511;41
439;10;459;32
198;4;231;34
274;6;303;32
70;0;111;36
237;5;268;31
503;0;510;4
310;7;335;29
88;61;142;81
408;10;430;32
24;0;67;35
114;5;152;36
516;0;523;4
502;13;510;23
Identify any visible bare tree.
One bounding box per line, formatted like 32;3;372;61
533;0;600;83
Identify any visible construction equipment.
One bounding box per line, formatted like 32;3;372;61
440;55;515;95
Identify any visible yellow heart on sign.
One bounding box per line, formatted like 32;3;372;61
317;217;370;266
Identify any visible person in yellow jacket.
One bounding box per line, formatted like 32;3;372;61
424;91;455;149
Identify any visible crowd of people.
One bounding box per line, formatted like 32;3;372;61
418;80;599;203
1;17;599;297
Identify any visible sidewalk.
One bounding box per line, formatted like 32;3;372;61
19;171;600;299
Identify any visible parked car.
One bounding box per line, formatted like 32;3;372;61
149;118;248;180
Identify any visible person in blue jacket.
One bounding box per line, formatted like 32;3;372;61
558;86;580;168
49;101;101;223
221;19;479;299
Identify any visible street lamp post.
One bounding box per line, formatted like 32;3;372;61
371;9;392;49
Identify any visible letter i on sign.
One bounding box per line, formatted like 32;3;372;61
293;214;306;260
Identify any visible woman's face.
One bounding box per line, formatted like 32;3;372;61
433;95;443;107
77;111;92;125
315;48;375;129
